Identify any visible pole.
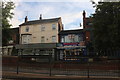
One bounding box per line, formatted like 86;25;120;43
87;60;89;78
17;56;19;74
17;49;20;74
49;52;52;76
87;43;90;78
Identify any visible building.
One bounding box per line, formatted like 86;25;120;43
83;11;96;57
16;16;63;61
16;29;86;61
16;12;94;61
2;27;19;56
9;27;19;44
19;15;63;44
59;29;84;43
83;10;93;43
55;29;86;61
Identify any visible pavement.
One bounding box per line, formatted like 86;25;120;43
2;66;120;77
2;71;120;80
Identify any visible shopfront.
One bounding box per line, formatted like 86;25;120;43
15;43;56;62
56;42;86;61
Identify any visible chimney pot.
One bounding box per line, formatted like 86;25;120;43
25;16;28;23
40;14;42;20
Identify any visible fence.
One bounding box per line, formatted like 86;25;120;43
2;55;120;79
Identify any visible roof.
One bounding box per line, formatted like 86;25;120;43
19;17;61;26
10;27;19;30
10;27;19;34
59;29;83;35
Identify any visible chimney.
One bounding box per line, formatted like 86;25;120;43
83;10;86;19
39;14;42;20
25;16;28;23
80;23;82;27
83;10;86;29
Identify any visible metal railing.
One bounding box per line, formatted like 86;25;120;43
2;55;120;79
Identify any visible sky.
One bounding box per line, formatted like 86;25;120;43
8;0;101;30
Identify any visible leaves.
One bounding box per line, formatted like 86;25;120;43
2;2;15;46
92;2;120;52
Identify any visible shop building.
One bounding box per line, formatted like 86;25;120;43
16;15;63;61
15;12;94;61
55;29;86;61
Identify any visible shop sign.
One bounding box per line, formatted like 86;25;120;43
57;42;85;47
63;43;79;46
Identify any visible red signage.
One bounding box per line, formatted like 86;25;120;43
63;42;85;46
63;43;79;46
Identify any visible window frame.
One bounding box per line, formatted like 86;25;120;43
52;24;56;30
25;26;29;32
41;36;45;43
52;36;56;42
41;25;45;31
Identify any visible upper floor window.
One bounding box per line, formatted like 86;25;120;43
52;36;56;42
61;36;64;43
41;36;45;43
26;26;29;32
79;35;83;41
52;24;56;30
41;25;45;31
64;34;80;43
22;35;31;44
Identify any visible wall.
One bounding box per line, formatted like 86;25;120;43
2;46;13;56
20;22;60;44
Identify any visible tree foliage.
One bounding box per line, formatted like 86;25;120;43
92;2;120;52
2;2;15;46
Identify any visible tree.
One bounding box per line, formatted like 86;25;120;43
92;2;120;55
2;2;15;46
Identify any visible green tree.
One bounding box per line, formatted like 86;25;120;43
2;2;15;46
92;2;120;55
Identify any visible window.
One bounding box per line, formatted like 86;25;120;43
41;36;45;43
88;23;93;26
52;24;56;30
79;35;83;41
68;34;75;42
26;26;29;32
22;35;31;44
52;36;56;42
64;34;79;43
61;36;64;42
22;35;27;44
41;25;45;31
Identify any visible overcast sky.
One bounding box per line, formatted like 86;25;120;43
9;0;101;30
